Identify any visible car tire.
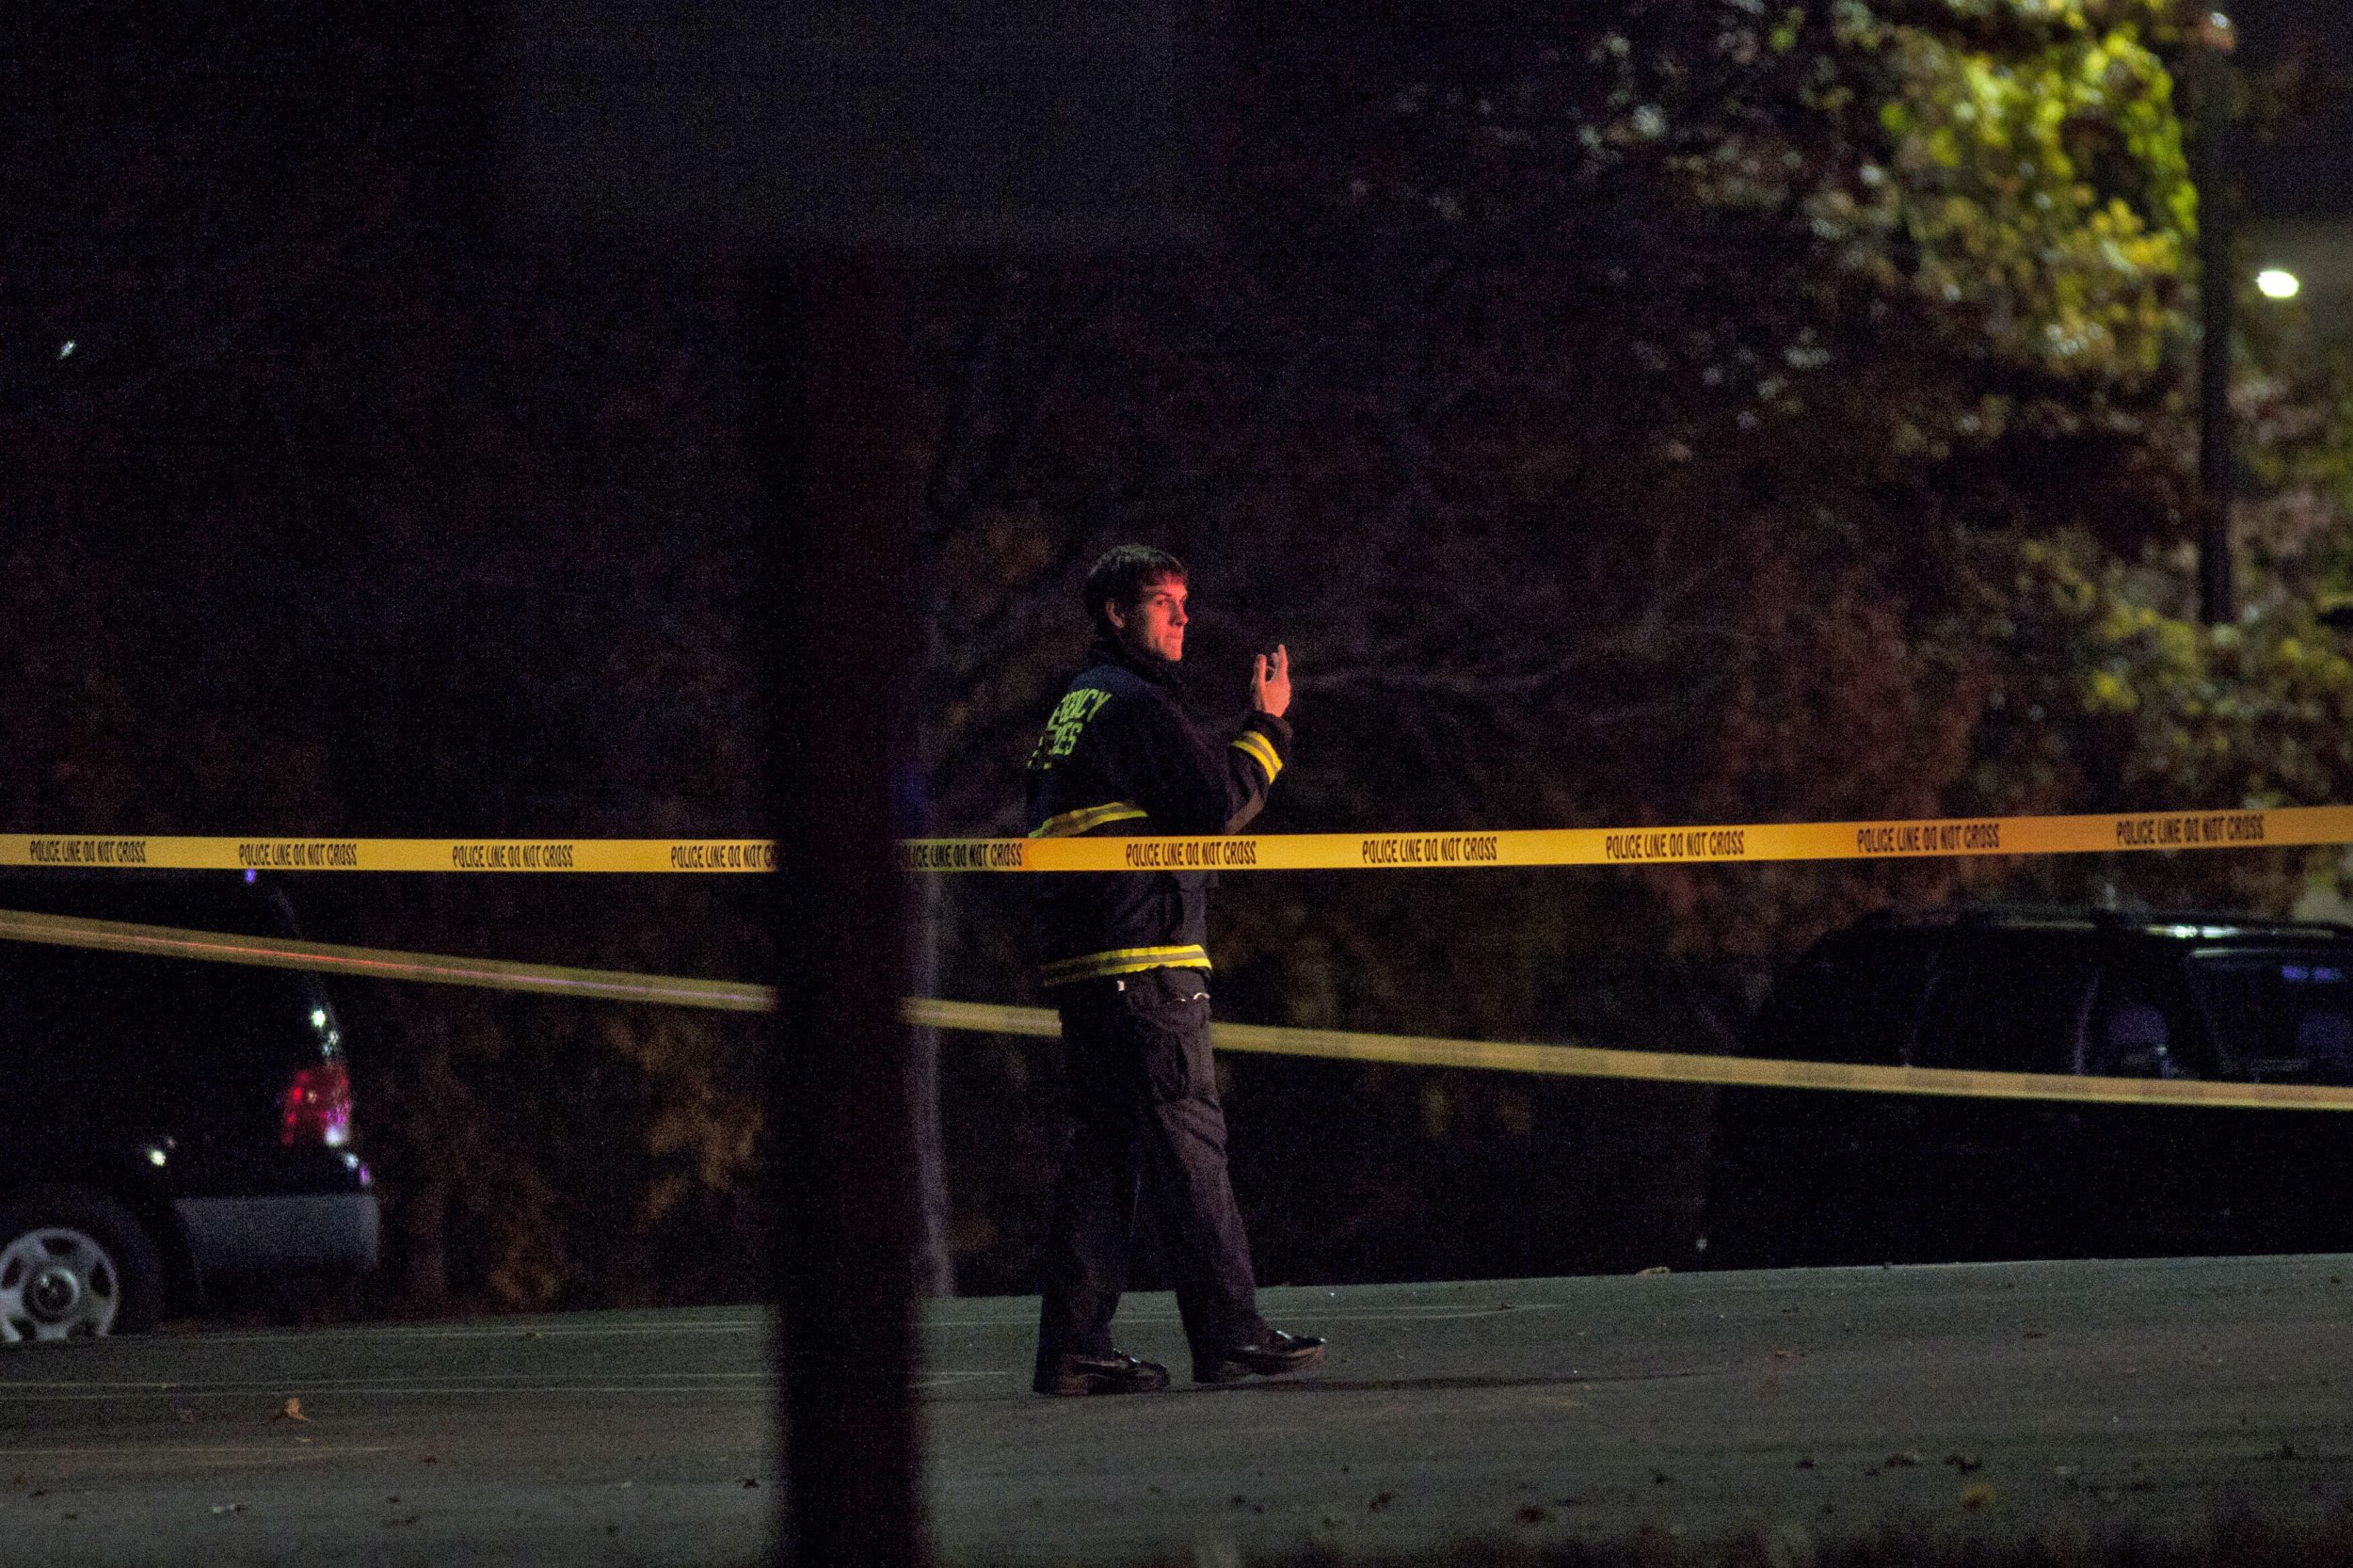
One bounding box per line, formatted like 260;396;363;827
0;1188;165;1343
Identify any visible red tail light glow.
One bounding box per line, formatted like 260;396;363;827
280;1061;352;1148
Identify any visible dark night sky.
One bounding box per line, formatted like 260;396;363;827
2243;0;2353;217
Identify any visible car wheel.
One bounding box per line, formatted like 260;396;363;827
0;1189;164;1342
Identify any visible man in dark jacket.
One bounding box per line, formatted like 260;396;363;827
1024;544;1325;1396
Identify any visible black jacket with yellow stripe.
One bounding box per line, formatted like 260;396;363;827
1023;638;1290;988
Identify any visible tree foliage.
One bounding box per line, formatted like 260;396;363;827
920;0;2214;995
13;0;2353;1299
917;0;2353;1280
4;8;774;1315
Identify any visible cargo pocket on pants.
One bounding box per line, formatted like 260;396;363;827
1125;972;1210;1104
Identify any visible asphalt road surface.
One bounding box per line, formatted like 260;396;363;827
1;1255;2348;1565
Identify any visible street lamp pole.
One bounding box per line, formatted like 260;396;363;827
2193;10;2237;627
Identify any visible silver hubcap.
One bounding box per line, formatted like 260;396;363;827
0;1228;120;1341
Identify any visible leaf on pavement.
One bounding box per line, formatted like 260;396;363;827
275;1399;309;1423
1961;1484;1996;1511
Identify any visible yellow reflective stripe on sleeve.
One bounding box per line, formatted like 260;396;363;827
1230;730;1281;781
1029;802;1149;840
1038;945;1212;987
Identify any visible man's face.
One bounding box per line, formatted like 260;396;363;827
1108;574;1188;664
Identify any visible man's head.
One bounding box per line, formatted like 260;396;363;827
1085;544;1189;664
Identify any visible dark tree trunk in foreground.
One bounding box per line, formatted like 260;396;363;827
758;254;925;1568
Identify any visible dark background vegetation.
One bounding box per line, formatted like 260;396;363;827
10;1;2353;1315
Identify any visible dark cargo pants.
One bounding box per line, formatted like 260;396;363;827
1033;967;1268;1376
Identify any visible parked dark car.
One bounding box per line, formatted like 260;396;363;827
1699;906;2353;1270
0;872;376;1339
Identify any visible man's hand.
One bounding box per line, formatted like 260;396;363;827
1250;644;1290;719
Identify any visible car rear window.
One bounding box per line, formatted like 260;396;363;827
1913;936;2098;1074
2190;950;2353;1083
1746;936;1931;1064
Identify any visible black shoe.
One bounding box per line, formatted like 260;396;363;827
1193;1328;1326;1384
1033;1350;1171;1397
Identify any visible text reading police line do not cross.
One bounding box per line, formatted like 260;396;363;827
0;808;2316;876
895;804;2353;872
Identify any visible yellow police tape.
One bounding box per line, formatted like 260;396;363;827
0;909;772;1011
0;837;776;873
0;906;2345;1111
0;804;2326;874
902;803;2331;872
899;999;2353;1112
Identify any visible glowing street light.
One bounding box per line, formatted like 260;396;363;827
2256;268;2301;301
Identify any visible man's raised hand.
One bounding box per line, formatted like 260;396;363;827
1250;644;1290;719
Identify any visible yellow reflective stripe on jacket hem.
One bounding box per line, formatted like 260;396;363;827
1039;945;1212;987
1030;802;1149;839
1230;730;1281;781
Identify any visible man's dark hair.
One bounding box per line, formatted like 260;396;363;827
1084;545;1187;635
